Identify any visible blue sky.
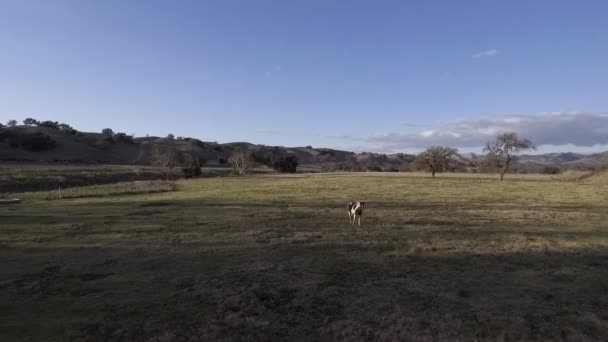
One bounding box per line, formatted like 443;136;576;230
1;0;607;153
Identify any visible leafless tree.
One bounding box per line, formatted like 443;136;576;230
483;132;535;181
416;146;459;178
229;148;254;175
152;146;177;180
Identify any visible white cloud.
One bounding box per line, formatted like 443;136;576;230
472;49;499;58
336;112;608;153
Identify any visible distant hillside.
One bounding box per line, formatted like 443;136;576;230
0;125;606;173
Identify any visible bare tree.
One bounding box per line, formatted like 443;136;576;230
228;148;254;175
416;146;459;178
483;132;535;181
152;146;177;180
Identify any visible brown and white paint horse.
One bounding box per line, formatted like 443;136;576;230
347;201;365;226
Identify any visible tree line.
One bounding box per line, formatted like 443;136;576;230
414;132;535;180
2;118;538;180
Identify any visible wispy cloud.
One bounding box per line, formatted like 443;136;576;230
335;112;608;153
264;64;283;77
472;49;499;58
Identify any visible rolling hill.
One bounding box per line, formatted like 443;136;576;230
0;125;605;172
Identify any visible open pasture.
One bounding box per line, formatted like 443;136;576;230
1;172;607;340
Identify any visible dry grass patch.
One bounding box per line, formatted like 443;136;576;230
1;172;607;340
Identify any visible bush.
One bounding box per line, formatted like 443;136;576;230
182;158;204;178
23;118;38;126
112;132;134;144
367;166;383;172
384;167;399;172
543;165;561;175
37;120;60;129
270;156;298;173
58;123;77;135
102;128;114;135
182;149;205;178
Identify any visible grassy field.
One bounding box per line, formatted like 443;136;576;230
1;172;607;341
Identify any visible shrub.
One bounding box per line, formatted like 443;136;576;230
367;166;383;172
23;118;38;126
270;156;298;173
58;123;77;135
543;165;561;175
6;120;17;127
37;120;60;129
112;132;134;144
102;128;114;135
182;158;204;178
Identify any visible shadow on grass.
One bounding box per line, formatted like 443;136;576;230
1;244;607;341
35;196;608;214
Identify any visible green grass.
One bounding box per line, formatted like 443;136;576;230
1;172;607;340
